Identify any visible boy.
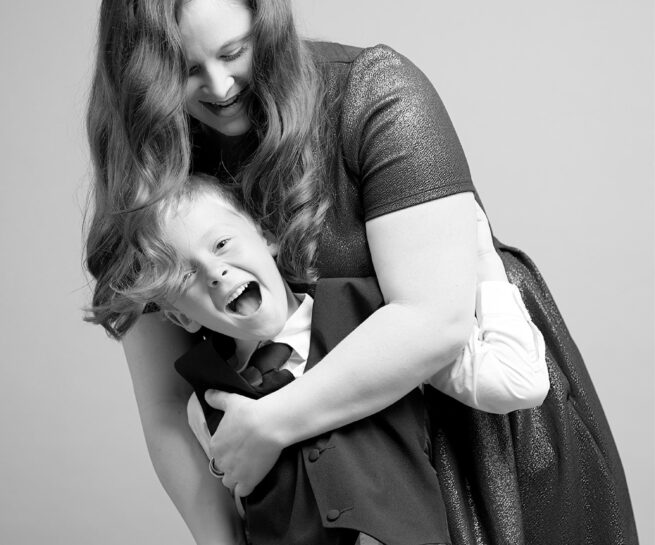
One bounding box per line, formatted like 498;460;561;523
135;174;547;545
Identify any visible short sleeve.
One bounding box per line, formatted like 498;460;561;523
340;45;474;221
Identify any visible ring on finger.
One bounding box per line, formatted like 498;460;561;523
209;457;225;478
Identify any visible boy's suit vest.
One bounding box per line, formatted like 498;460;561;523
176;277;449;545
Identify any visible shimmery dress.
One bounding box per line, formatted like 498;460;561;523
193;42;638;545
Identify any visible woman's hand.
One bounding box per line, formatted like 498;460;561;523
204;390;284;498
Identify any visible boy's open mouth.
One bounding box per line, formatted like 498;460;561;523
226;281;262;316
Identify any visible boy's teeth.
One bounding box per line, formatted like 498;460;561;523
227;284;247;305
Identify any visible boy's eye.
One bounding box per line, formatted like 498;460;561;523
215;239;229;251
181;269;196;284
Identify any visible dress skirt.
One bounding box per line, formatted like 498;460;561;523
425;241;638;545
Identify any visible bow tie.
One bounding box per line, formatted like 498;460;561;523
241;342;295;395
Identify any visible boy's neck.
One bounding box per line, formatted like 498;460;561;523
231;286;302;368
284;281;301;318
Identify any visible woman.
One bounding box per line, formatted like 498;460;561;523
85;1;637;544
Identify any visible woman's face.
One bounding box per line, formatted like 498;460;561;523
178;0;253;136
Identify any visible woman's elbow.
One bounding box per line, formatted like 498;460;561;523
419;313;473;377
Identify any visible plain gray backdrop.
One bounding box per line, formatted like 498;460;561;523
0;0;652;543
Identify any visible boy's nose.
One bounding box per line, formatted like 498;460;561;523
207;267;229;287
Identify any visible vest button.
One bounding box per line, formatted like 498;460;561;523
326;509;341;522
308;448;321;462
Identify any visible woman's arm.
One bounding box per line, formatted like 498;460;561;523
209;192;477;497
282;191;476;429
123;313;245;545
428;203;550;413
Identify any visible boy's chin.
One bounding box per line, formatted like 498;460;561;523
207;315;287;342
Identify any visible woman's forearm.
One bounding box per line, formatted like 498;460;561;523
142;402;246;545
122;314;245;545
260;299;471;446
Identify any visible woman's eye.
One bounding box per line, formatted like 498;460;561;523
222;45;247;62
215;239;229;251
188;64;200;77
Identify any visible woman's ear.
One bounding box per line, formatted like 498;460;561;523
163;310;202;333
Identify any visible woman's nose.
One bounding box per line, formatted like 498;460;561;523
202;63;235;100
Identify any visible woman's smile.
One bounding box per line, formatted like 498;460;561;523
179;0;254;136
200;88;250;118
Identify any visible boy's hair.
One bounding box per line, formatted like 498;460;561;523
84;174;250;339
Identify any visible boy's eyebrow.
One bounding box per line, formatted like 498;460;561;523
198;223;231;247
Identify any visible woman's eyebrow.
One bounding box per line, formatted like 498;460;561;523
221;32;251;50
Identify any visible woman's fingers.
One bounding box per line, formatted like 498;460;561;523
221;473;237;493
234;481;251;499
204;389;232;411
204;393;283;494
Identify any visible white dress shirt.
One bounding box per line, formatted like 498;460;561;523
234;293;313;378
428;281;549;414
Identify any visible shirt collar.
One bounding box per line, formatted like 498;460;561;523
269;293;313;362
234;293;314;367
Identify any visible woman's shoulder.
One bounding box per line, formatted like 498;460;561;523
308;41;431;100
305;41;409;68
305;40;362;64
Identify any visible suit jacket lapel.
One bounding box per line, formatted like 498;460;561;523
175;334;258;398
305;277;384;372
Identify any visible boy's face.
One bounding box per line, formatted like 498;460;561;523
162;193;296;341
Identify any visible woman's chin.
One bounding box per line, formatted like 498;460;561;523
198;108;251;137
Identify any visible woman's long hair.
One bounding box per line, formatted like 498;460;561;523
239;0;332;285
85;0;331;338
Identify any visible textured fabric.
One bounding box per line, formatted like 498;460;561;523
310;42;476;279
190;41;637;545
423;242;640;544
313;43;637;545
311;43;636;545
